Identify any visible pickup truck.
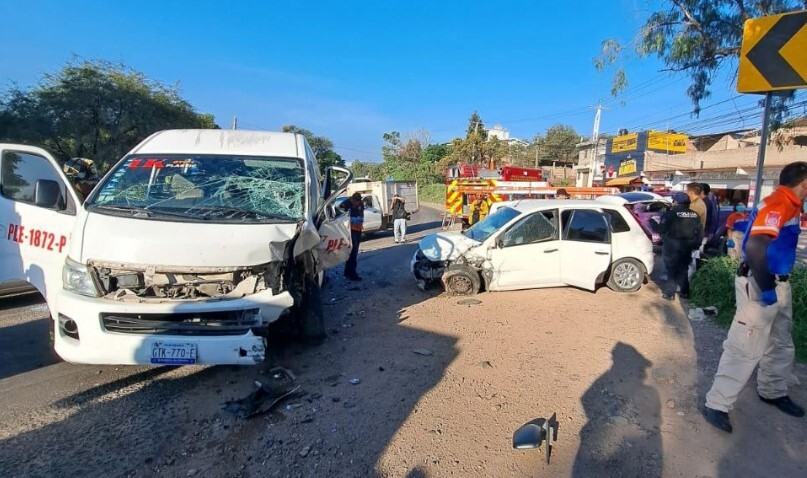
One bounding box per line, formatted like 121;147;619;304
345;180;419;234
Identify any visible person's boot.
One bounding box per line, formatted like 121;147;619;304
759;395;805;417
703;407;732;433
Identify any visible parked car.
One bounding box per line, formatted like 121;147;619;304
605;192;672;246
411;198;654;295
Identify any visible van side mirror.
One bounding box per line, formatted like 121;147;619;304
34;179;64;210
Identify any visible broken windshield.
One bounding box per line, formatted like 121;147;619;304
87;155;305;223
462;207;520;242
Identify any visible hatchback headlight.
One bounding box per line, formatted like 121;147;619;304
62;257;100;297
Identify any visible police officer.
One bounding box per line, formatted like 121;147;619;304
704;162;807;433
658;192;702;300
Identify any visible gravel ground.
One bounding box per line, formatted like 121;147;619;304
1;206;805;477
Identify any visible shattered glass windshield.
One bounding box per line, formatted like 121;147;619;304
87;155;305;223
462;207;520;242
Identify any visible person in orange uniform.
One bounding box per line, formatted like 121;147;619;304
725;203;750;260
704;162;807;433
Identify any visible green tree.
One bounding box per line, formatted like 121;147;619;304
0;59;217;171
281;124;345;174
349;160;383;180
595;0;804;113
422;143;451;164
542;124;581;165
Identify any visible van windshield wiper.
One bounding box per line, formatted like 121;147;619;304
90;204;191;219
189;206;296;222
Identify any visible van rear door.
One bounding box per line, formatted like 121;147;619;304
0;145;80;307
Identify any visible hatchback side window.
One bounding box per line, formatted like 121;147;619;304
1;151;70;210
501;209;558;247
603;209;631;233
563;209;610;243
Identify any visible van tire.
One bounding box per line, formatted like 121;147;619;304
442;265;481;296
606;258;645;293
298;277;326;343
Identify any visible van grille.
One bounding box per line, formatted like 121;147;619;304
100;309;260;336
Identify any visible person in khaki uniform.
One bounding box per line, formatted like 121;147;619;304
686;182;707;232
704;162;807;433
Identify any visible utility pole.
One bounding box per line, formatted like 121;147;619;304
589;104;608;187
231;116;238;130
752;93;773;208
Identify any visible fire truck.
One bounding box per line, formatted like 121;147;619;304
444;164;619;226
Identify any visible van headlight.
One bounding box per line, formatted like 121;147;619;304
62;258;100;297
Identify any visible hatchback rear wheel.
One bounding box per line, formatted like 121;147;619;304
607;258;644;292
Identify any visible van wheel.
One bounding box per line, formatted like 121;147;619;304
442;265;481;296
298;276;326;343
607;258;645;292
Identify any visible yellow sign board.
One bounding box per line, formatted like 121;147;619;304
618;159;637;176
647;131;688;153
738;10;807;93
611;133;638;153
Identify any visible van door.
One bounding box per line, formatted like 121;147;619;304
559;209;612;291
0;145;79;305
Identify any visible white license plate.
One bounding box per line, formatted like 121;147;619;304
150;342;197;365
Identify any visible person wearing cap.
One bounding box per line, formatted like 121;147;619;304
391;193;408;243
658;191;703;300
339;192;365;281
556;188;569;200
704;161;807;433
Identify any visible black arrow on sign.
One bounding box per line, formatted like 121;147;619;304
747;11;807;88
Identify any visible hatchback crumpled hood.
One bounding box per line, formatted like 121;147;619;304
418;232;480;262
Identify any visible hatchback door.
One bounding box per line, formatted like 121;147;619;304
487;209;561;290
559;209;612;290
0;145;80;306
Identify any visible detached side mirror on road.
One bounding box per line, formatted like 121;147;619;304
34;179;64;210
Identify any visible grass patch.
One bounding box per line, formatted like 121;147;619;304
690;256;807;362
418;182;446;206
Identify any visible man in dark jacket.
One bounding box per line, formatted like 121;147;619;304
659;192;703;300
391;194;408;243
339;192;364;281
702;183;721;242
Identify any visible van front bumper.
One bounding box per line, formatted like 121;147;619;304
53;288;294;365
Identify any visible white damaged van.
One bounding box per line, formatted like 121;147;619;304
0;130;352;365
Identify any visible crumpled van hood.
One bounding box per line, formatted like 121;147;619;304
418;232;480;261
77;211;310;267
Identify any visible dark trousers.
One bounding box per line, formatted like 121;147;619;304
344;229;362;277
662;240;691;296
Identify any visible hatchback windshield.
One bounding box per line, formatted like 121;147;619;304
88;155;305;223
463;206;520;242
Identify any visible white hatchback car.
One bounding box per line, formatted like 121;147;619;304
411;199;654;295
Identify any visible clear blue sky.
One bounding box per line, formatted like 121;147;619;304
0;0;761;162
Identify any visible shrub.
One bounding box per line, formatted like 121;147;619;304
691;256;807;362
418;183;446;205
